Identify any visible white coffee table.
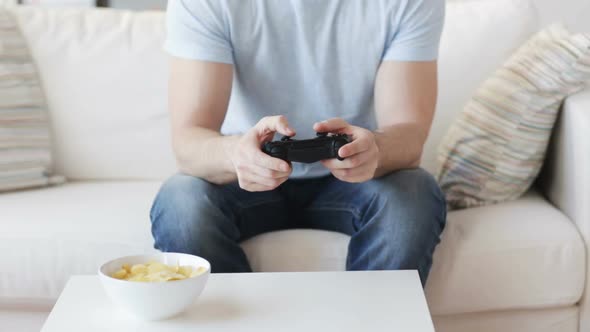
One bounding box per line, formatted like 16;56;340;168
41;271;435;332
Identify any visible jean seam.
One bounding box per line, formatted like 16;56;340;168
236;197;285;211
342;193;376;270
418;188;447;285
149;190;162;223
358;193;379;229
305;206;361;220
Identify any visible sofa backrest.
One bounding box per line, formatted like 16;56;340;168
13;0;538;180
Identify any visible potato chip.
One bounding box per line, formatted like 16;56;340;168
112;269;127;279
111;261;207;282
177;266;193;278
130;264;147;275
147;262;167;274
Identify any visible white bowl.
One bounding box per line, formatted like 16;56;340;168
98;252;210;321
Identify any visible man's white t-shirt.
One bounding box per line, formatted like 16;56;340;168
165;0;445;178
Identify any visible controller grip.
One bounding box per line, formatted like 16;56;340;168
262;142;287;161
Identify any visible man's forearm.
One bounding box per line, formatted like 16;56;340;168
173;127;239;184
373;122;427;178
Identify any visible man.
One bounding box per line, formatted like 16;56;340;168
151;0;447;285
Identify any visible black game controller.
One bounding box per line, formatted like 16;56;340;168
262;132;352;163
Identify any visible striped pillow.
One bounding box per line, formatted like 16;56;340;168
0;9;64;192
436;25;590;210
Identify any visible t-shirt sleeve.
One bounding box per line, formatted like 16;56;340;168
164;0;234;64
383;0;445;62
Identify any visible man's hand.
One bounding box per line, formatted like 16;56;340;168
313;118;379;183
230;116;295;192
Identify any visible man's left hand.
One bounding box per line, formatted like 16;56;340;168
313;118;379;183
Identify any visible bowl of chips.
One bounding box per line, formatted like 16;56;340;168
98;252;210;321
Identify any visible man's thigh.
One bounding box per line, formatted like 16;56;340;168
151;173;292;241
297;175;367;235
300;168;445;234
227;181;293;241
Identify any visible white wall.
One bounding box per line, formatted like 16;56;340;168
461;0;590;32
534;0;590;32
3;0;589;32
108;0;166;10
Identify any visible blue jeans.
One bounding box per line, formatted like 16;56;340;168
150;168;446;285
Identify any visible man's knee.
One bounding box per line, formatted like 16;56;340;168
376;168;444;205
373;168;446;225
151;173;217;221
367;169;447;266
150;174;229;253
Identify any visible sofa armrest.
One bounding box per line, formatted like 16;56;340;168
541;87;590;235
540;86;590;330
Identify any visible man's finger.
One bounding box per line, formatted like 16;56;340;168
338;137;371;158
321;150;371;170
243;172;284;188
332;163;375;183
248;163;291;179
313;118;349;134
253;150;290;172
239;181;275;192
257;115;296;137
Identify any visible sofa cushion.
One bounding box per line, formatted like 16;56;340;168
426;191;585;315
14;8;175;181
0;181;160;303
245;193;585;314
0;182;584;315
241;229;350;272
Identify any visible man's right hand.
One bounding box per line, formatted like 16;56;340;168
229;116;295;192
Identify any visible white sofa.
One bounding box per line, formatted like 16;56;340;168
1;1;590;331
